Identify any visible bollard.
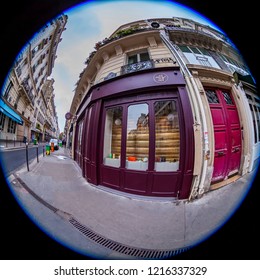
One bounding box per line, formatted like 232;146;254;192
26;142;29;171
36;145;39;163
43;146;45;157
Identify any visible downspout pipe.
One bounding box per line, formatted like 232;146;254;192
160;30;209;198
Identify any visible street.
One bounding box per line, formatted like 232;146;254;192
0;144;46;177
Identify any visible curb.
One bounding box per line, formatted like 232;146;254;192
7;152;45;183
1;144;46;152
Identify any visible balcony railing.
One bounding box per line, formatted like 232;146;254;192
21;80;35;105
165;26;217;40
121;60;154;75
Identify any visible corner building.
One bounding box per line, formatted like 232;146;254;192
68;17;258;200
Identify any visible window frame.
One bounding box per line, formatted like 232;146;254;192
101;96;182;173
125;49;150;65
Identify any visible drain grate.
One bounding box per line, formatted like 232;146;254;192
69;216;189;259
12;175;189;259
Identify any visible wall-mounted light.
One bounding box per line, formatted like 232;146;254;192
115;118;122;125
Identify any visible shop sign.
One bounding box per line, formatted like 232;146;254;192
153;73;169;83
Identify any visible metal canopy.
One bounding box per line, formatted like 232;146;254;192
0;99;23;125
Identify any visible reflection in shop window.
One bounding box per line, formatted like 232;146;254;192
103;107;123;168
126;103;149;171
76;121;83;154
154;100;180;171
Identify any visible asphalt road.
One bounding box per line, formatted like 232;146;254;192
0;145;46;177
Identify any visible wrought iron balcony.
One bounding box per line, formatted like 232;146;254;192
121;60;154;75
21;79;35;105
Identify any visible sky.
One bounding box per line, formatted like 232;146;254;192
50;0;223;132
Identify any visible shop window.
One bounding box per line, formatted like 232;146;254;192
0;111;6;131
103;107;123;168
77;120;83;154
154;101;180;171
126;103;149;171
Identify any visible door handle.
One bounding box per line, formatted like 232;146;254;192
233;147;240;152
217;151;225;156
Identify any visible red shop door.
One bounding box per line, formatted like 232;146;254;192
206;89;242;183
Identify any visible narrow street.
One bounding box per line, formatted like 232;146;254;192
0;143;46;177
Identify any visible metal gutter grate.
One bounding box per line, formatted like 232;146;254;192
69;216;189;259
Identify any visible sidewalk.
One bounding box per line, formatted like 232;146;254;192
8;147;256;259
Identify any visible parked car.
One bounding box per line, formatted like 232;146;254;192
49;138;59;150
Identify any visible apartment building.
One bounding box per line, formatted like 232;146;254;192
65;17;258;200
0;14;67;144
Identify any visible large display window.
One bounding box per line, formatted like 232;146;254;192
102;99;181;173
75;69;194;198
103;106;123;168
154;100;180;172
126;103;149;171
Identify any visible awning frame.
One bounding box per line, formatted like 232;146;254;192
0;99;24;125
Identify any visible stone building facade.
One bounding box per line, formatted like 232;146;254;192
65;17;258;200
0;14;67;144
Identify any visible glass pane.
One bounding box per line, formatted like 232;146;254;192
189;46;201;54
126;103;149;170
77;121;83;152
128;54;138;64
84;107;92;155
154;101;180;171
139;52;150;62
205;89;220;103
199;48;209;55
222;91;233;105
103;107;123;168
178;45;191;53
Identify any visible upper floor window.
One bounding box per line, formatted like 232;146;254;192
246;92;260;144
178;45;220;69
127;50;150;64
32;45;40;58
121;50;153;74
3;81;13;99
219;53;249;75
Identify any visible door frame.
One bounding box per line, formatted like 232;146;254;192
205;87;242;183
98;89;194;197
